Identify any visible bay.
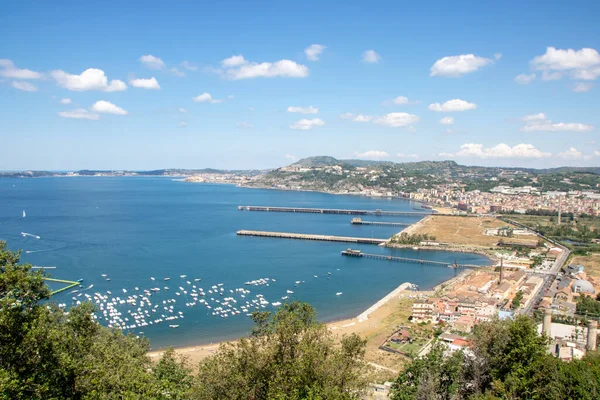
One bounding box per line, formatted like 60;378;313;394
0;177;489;349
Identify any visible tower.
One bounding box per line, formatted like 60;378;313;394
558;196;562;226
499;257;504;285
587;320;598;351
542;308;552;338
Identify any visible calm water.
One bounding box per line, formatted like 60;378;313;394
0;177;489;348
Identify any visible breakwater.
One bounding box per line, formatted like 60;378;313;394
357;282;412;322
237;230;387;245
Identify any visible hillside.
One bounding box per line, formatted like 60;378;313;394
249;156;600;194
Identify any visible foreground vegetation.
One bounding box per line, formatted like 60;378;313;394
0;242;367;399
2;241;600;399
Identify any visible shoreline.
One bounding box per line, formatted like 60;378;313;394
148;282;413;362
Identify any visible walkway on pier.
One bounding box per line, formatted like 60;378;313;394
341;249;484;268
237;230;387;245
238;205;432;217
350;218;411;227
44;277;81;296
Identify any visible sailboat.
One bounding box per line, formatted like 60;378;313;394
22;210;26;218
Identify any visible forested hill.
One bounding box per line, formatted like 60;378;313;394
251;156;600;193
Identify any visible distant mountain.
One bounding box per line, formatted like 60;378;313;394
292;156;345;167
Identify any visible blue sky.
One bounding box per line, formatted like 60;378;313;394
1;0;599;170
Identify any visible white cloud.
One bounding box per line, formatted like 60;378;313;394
193;92;223;103
0;59;41;79
494;53;503;61
60;98;72;104
223;58;309;79
362;50;381;63
51;68;127;92
573;82;593;92
352;114;373;122
129;77;160;89
355;150;389;159
541;71;562;81
284;154;297;161
181;61;197;71
178;108;186;113
222;55;247;67
520;112;593;132
140;55;165;70
287;106;318;114
392;96;409;104
91;100;128;115
530;47;600;81
521;112;547;124
58;108;100;120
373;112;420;128
428;99;477;112
522;122;593;132
594;150;600;157
305;44;326;61
439;117;454;125
397;153;419;159
557;147;584;160
441;143;551;159
237;122;252;129
12;81;37;92
289;118;325;130
514;73;536;84
169;67;185;77
430;54;493;77
178;122;187;128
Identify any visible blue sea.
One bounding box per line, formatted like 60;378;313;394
0;177;489;349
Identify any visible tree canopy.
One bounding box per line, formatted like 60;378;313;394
390;315;600;400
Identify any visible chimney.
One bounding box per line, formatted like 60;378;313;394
587;320;598;351
499;257;504;285
558;196;562;226
542;308;552;338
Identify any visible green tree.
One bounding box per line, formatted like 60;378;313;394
192;302;369;399
512;290;524;309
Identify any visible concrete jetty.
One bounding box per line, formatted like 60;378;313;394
350;217;411;227
341;249;484;268
238;205;432;217
237;230;387;244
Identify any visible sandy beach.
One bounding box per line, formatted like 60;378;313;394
148;282;417;368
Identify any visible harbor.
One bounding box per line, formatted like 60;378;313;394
236;230;387;245
238;205;432;217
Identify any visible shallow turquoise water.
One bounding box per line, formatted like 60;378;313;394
0;177;489;348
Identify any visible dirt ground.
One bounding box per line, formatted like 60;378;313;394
409;215;537;247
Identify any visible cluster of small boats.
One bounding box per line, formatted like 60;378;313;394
61;270;345;334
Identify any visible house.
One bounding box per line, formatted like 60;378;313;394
454;315;476;333
390;329;411;344
565;264;584;276
411;300;437;322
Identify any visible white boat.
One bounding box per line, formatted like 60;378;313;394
150;277;155;281
336;292;343;296
164;278;170;281
286;290;294;294
180;275;187;278
271;302;282;306
169;325;179;328
22;210;26;218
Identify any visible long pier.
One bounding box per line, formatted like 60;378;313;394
237;230;387;245
238;205;432;217
350;218;410;227
341;249;484;268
